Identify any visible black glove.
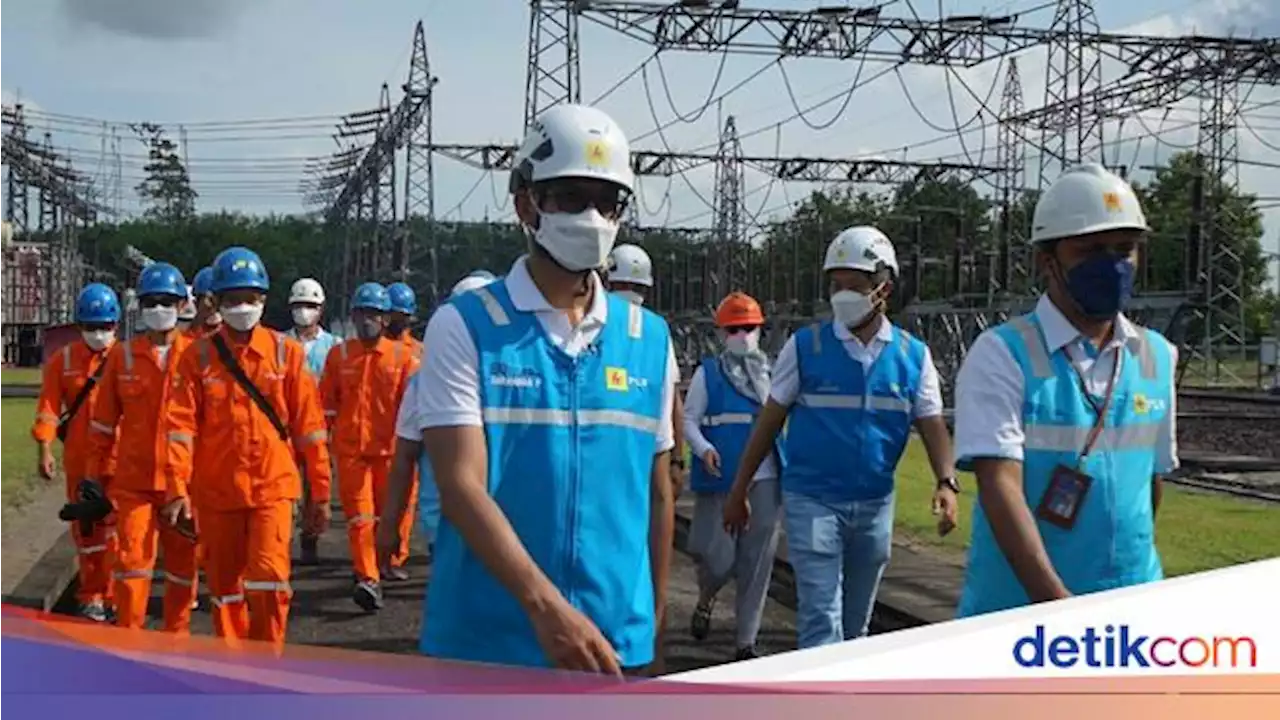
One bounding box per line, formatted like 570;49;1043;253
58;479;113;536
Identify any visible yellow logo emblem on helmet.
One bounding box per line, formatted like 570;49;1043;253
1102;191;1122;213
585;140;609;169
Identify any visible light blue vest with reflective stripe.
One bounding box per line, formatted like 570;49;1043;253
422;281;670;669
783;321;925;503
288;328;338;379
957;313;1171;617
690;357;786;494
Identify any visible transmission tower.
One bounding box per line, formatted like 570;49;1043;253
711;114;745;303
524;0;581;130
995;58;1029;296
1038;0;1104;186
402;20;439;295
1196;76;1246;375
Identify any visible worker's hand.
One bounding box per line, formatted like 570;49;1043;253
307;500;332;535
530;593;623;677
38;447;56;482
722;486;751;536
161;496;192;527
700;448;722;477
931;487;959;537
375;518;402;570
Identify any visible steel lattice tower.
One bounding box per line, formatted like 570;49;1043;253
1038;0;1103;187
711;115;744;304
995;58;1029;296
402;20;438;292
524;0;581;131
1196;75;1247;375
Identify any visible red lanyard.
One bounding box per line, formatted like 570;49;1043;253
1068;346;1122;463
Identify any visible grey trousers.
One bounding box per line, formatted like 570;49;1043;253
687;479;782;648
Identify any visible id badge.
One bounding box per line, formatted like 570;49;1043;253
1035;464;1093;530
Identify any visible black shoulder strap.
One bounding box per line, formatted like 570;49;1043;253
58;352;109;437
210;333;289;441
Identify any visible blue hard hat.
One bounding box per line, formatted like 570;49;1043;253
387;282;417;315
211;247;269;293
351;282;391;312
137;262;187;298
192;266;215;297
75;283;122;324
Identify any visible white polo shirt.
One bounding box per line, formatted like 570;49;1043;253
413;256;678;453
766;316;945;418
953;294;1178;472
395;370;423;442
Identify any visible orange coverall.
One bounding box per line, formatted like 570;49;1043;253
165;326;331;652
320;337;416;582
86;334;197;633
32;340;119;607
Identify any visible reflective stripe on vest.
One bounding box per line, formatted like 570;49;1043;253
958;312;1170;618
424;281;667;670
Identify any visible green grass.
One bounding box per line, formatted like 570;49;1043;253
892;439;1280;577
1;398;60;512
1;367;41;385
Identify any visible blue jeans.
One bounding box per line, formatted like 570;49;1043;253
783;490;894;649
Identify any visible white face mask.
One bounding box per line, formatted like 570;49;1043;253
140;306;179;332
205;311;222;327
533;208;619;272
830;289;878;329
81;330;115;351
724;329;760;356
292;307;320;328
221;303;264;332
615;289;644;306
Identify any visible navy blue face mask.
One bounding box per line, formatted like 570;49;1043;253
1062;254;1135;319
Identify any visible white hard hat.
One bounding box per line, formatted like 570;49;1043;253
606;244;653;287
824;226;899;276
178;285;197;321
1032;163;1150;244
450;272;497;299
289;277;326;305
509;104;634;194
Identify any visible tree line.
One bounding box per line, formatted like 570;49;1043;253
30;149;1275;340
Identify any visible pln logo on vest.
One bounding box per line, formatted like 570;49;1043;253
1132;393;1166;415
606;366;628;392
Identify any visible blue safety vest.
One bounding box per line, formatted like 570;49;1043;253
782;321;925;503
422;281;671;668
288;327;339;379
689;357;785;494
956;313;1171;617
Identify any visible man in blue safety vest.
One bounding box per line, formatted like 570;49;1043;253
953;163;1178;616
286;277;339;565
411;104;678;675
725;226;960;650
684;291;784;661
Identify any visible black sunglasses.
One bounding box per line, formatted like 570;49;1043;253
535;184;631;219
724;326;758;335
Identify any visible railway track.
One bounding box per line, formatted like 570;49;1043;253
1164;473;1280;504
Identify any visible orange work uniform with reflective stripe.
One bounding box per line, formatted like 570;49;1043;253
164;325;331;653
320;337;415;581
86;334;198;633
32;339;118;606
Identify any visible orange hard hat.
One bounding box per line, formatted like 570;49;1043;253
715;291;765;328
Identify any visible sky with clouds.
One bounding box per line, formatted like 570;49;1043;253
2;0;1277;281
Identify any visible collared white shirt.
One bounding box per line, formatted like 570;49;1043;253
953;294;1178;472
414;256;678;452
395;370;423;442
766;316;945;419
683;364;779;480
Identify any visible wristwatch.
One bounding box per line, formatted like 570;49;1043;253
671;455;686;470
937;476;961;494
